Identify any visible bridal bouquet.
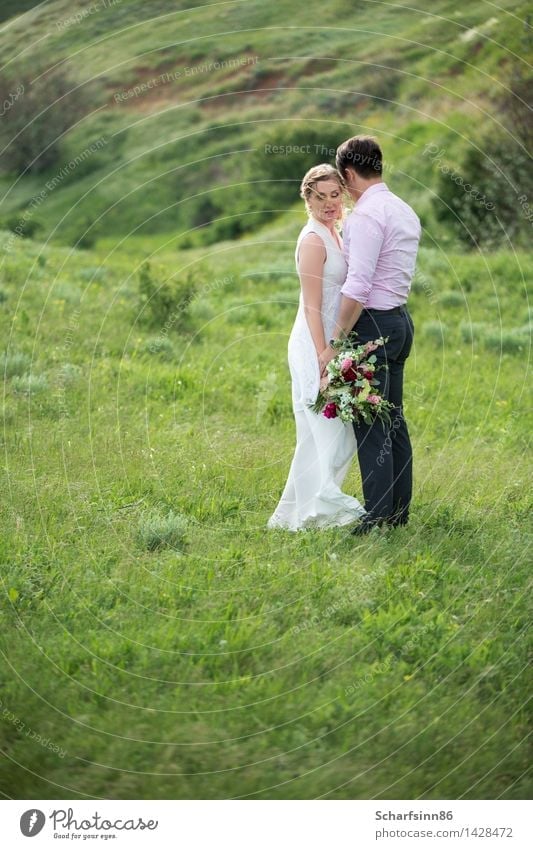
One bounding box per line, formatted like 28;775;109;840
311;333;394;425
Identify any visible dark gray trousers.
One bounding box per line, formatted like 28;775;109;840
351;305;414;524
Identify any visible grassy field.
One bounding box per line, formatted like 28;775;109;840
0;218;531;798
0;0;531;801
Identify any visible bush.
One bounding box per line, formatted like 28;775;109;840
0;351;31;377
71;225;98;250
460;322;489;344
484;329;530;355
438;290;464;307
136;509;188;551
140;336;175;358
137;262;198;331
246;122;352;210
54;283;82;305
459;322;530;353
433;128;532;249
1;213;43;239
58;363;82;385
11;373;48;394
0;69;90;175
0;404;15;425
423;321;447;344
183;121;354;246
498;44;532;152
77;267;106;282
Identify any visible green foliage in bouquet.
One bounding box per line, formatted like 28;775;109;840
311;332;394;425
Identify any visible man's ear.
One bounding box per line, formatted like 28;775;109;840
344;166;356;184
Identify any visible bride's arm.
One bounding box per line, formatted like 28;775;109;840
297;233;327;357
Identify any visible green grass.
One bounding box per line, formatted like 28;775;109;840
0;0;531;802
0;220;531;799
136;508;188;552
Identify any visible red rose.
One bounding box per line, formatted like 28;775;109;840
340;358;358;382
323;403;338;419
343;366;359;382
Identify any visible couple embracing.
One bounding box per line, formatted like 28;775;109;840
268;135;421;535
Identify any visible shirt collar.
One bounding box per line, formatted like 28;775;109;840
357;181;388;204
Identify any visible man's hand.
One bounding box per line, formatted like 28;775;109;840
318;344;336;376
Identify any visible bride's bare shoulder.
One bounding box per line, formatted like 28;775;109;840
299;230;325;247
296;230;326;264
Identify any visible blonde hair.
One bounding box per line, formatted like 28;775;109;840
299;163;348;219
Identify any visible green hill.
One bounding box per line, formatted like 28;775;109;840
0;0;531;249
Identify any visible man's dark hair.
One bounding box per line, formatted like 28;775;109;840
336;135;383;179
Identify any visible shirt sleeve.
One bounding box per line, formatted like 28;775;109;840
341;211;385;305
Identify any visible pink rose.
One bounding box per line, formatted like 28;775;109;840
367;394;381;405
323;402;338;419
341;358;353;371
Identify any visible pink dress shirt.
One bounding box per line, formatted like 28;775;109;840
341;182;421;309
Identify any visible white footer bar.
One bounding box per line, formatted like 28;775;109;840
3;799;530;848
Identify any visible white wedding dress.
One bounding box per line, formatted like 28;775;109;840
267;217;366;531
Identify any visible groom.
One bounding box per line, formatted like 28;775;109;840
319;136;421;534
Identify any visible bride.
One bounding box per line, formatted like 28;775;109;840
268;164;366;531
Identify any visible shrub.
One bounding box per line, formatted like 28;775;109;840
0;351;31;377
189;300;214;324
140;336;175;358
246;122;352;211
77;266;106;282
460;322;489;344
137;262;198;331
11;373;48;394
136;509;188;551
1;214;43;239
438;290;464;307
0;69;90;175
71;226;98;250
58;363;82;385
0;404;15;425
498;46;532;152
484;329;530;355
433;134;533;249
54;283;82;305
361;66;403;105
459;323;530;353
423;321;447;343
